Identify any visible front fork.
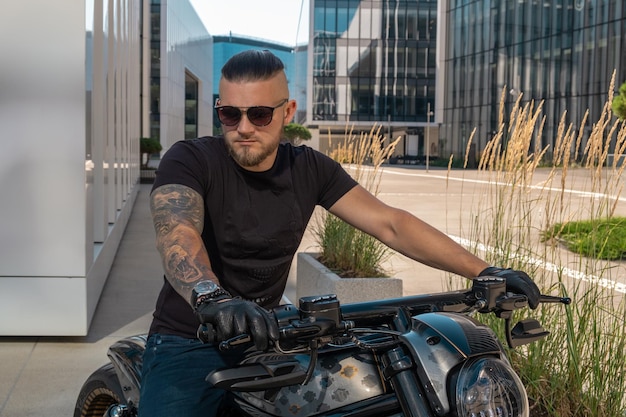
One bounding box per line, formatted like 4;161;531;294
381;346;435;417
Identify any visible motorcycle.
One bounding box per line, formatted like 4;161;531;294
74;276;569;417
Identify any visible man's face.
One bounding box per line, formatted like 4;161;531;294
218;72;296;172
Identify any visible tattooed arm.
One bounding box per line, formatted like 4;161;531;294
150;183;218;305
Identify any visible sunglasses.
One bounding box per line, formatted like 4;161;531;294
215;98;289;127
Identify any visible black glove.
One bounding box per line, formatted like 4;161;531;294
196;298;279;350
479;266;541;309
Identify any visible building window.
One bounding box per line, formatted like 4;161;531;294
185;71;199;139
150;1;161;140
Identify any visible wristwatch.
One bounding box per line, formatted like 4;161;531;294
190;280;231;310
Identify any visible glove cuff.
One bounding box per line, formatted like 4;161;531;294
195;293;231;310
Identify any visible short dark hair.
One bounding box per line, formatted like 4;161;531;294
221;50;285;82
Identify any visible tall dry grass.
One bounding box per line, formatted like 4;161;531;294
315;125;400;277
451;72;626;416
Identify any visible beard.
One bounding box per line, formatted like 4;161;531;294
226;137;280;169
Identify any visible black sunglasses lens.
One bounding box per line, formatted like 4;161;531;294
246;107;274;126
217;107;241;126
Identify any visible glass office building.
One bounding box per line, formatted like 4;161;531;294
443;0;626;158
310;0;438;155
149;0;213;150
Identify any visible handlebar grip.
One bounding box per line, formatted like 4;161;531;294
197;324;253;350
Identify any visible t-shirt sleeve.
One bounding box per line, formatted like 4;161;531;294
151;140;208;196
309;150;358;210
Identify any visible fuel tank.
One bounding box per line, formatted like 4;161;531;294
232;347;385;416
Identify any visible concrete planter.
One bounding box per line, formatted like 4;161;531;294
296;252;403;304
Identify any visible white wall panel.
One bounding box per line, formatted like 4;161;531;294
0;277;87;336
0;0;205;335
0;0;87;277
0;0;142;335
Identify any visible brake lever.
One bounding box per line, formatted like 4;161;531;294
540;294;572;305
219;334;252;351
494;293;571;317
197;324;254;351
503;293;571;348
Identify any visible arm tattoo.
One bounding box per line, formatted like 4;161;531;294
151;184;204;235
151;184;215;298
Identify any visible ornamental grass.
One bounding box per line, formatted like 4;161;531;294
448;71;626;416
315;125;400;278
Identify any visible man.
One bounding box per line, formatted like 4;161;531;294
139;49;540;417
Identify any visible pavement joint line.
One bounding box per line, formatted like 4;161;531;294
451;235;626;294
0;341;37;413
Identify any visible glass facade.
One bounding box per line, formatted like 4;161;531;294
311;0;438;125
294;44;309;124
185;71;199;139
150;0;162;140
157;0;213;151
443;0;626;158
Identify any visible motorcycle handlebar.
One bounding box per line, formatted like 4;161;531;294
197;277;571;350
196;313;355;349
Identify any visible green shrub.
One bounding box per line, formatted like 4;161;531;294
542;218;626;260
140;137;162;168
283;122;312;145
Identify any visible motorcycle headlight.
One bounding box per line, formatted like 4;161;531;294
455;357;528;417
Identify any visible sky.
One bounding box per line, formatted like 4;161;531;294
189;0;310;46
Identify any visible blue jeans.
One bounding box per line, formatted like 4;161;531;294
138;334;244;417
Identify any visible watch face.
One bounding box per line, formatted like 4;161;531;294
194;280;219;295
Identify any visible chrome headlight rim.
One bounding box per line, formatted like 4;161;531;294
454;356;529;417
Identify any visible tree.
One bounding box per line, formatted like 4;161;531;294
140;137;162;168
613;81;626;120
282;123;312;145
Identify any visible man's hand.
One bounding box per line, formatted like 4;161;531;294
196;298;279;350
479;266;541;309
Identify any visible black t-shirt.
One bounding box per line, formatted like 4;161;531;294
149;137;358;338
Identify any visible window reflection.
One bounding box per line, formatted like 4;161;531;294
185;71;199;139
312;0;437;123
443;0;625;158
